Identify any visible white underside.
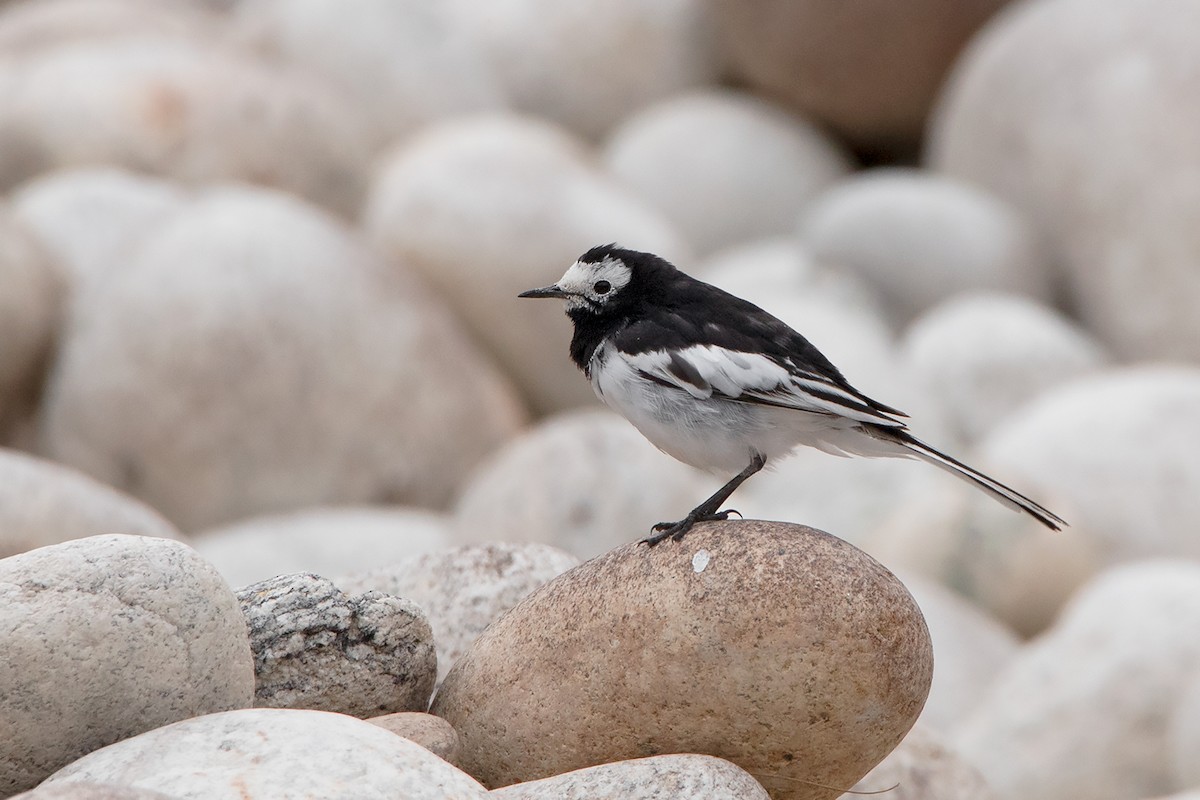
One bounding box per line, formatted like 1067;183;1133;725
590;343;907;474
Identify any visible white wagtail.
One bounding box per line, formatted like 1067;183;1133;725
520;244;1065;546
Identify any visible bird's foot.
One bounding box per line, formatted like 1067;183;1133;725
641;509;741;547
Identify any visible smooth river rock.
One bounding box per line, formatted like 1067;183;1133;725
490;754;769;800
432;521;932;800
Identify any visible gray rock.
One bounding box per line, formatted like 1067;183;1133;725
339;542;579;683
238;573;436;717
40;185;525;530
955;561;1200;800
232;0;503;149
0;37;370;215
841;726;994;800
42;708;489;800
0;448;181;559
0;203;61;442
0;0;219;54
1169;674;1200;789
0;535;254;796
452;410;717;559
800;169;1053;325
432;521;932;800
490;754;770;799
362;115;687;415
194;506;451;589
10;167;189;292
931;0;1200;361
604;90;852;256
12;782;179;800
901;293;1108;442
367;712;460;765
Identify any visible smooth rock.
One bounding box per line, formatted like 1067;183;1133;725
362;114;687;414
900;293;1108;442
42;708;489;800
974;367;1200;593
954;561;1200;800
193;506;452;589
714;0;1011;156
930;0;1200;361
12;783;179;800
0;448;180;559
901;574;1019;733
0;203;61;441
233;0;503;149
842;726;994;800
40;186;525;530
448;0;718;138
367;712;460;765
432;521;932;800
0;535;254;796
452;409;717;559
868;476;1098;638
799;169;1053;325
238;573;436;717
0;0;218;54
0;37;370;216
1169;674;1200;789
604;90;852;256
339;542;579;683
10;167;189;292
491;755;770;800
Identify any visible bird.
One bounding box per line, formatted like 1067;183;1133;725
520;244;1065;546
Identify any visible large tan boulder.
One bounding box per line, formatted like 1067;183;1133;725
432;521;932;800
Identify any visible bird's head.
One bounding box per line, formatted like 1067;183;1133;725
519;243;666;318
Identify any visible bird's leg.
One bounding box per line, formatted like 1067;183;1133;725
642;453;767;546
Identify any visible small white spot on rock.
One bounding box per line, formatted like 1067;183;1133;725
692;549;711;573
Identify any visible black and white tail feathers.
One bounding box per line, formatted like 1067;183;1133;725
870;427;1065;531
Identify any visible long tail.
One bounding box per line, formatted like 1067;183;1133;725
870;427;1066;531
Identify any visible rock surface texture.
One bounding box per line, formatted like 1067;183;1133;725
0;535;254;796
238;573;437;717
432;521;932;800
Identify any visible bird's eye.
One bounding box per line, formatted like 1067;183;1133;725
593;280;611;295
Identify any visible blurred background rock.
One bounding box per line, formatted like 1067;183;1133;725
1;1;1198;798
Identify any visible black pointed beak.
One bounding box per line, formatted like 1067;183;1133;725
518;285;569;299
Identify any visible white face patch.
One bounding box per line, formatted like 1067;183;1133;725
554;256;632;311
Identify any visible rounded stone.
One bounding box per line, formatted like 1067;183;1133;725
193;506;452;589
604;90;852;256
714;0;1011;156
0;534;255;796
338;541;580;684
929;0;1200;361
238;573;437;718
847;726;994;800
0;448;181;559
362;115;687;414
0;0;219;54
491;755;770;800
0;203;62;442
41;708;488;800
40;185;525;530
367;712;461;765
446;0;718;138
799;169;1053;325
900;293;1108;442
431;521;933;800
452;409;717;559
0;36;371;216
11;783;178;800
10;167;189;292
232;0;503;149
900;574;1019;733
976;366;1200;570
955;561;1200;800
